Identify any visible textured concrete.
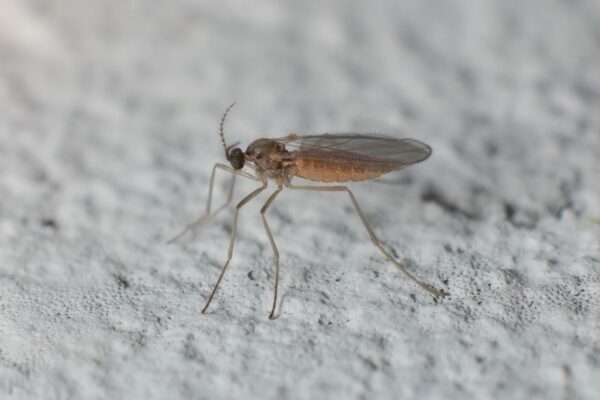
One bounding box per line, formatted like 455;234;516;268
1;0;599;399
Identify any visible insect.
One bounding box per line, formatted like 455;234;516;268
168;103;446;319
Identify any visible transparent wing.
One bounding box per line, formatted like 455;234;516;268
275;133;431;168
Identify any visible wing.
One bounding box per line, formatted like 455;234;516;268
275;133;431;169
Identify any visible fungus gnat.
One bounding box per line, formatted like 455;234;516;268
168;103;446;319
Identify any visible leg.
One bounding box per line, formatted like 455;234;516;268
286;183;446;297
167;163;259;244
202;181;268;314
260;185;283;319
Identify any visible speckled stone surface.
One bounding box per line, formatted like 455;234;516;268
1;1;599;399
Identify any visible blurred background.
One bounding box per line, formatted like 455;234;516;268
1;0;599;241
0;0;599;399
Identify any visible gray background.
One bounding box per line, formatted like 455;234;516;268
1;0;599;399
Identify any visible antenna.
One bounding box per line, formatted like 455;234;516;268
219;102;236;156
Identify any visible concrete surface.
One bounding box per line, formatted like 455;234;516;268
0;0;599;399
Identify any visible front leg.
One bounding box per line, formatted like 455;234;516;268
167;163;259;244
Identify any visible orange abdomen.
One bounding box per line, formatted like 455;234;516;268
291;158;393;183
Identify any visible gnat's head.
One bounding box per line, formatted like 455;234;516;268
219;103;245;170
219;103;287;173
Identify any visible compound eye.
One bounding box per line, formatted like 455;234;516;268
229;148;245;169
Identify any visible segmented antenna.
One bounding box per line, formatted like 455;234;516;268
219;102;236;156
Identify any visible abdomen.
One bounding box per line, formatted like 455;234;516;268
291;158;394;183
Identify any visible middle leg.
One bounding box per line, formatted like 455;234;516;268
260;185;283;319
201;180;267;314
